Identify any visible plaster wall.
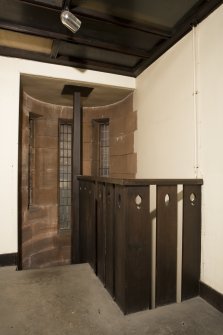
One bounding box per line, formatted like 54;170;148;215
134;32;195;179
134;5;223;293
198;5;223;294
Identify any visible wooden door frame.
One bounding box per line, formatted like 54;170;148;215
17;91;23;270
71;91;82;263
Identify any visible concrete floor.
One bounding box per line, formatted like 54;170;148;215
0;264;222;335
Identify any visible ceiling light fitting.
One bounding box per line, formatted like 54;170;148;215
61;0;81;33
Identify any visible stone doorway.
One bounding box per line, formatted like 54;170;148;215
18;74;135;270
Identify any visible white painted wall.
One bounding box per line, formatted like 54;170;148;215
134;5;223;294
0;56;135;254
134;32;196;178
0;59;20;254
198;6;223;294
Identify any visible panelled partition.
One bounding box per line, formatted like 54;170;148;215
78;176;203;314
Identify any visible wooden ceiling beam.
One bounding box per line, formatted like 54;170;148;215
0;20;151;59
0;45;134;77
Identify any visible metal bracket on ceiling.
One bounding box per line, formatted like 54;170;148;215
61;0;81;33
63;0;71;10
61;85;94;97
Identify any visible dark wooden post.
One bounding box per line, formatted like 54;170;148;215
182;185;201;300
96;182;106;283
115;184;151;314
72;91;82;264
156;185;177;307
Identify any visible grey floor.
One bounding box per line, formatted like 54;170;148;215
0;264;222;335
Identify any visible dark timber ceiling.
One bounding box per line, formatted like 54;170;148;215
0;0;222;77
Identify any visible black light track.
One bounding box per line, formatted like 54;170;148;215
18;0;172;38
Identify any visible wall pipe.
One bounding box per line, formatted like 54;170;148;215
192;25;199;178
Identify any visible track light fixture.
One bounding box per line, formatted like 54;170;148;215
61;0;81;33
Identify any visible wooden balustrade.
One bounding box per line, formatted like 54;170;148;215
78;176;203;314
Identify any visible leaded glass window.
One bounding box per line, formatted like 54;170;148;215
59;121;72;230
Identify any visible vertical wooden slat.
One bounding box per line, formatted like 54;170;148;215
176;184;183;303
79;180;96;269
156;185;177;307
79;181;87;263
105;183;115;296
114;185;126;312
88;181;96;271
114;185;151;314
182;185;201;300
96;182;106;284
17;93;24;270
150;185;157;309
72;92;81;264
126;186;151;313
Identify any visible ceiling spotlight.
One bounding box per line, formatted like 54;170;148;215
61;0;81;33
61;10;81;33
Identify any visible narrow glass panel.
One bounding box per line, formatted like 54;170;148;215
59;122;72;230
28;118;34;207
99;122;109;177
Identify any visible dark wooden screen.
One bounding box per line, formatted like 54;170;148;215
78;177;202;314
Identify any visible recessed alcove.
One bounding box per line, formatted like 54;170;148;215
19;74;136;269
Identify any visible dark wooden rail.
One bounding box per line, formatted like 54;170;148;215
78;176;203;314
